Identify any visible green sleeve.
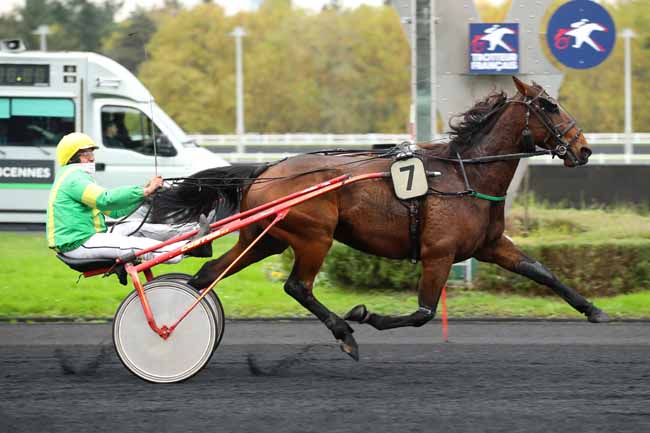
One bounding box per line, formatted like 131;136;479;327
103;200;145;219
67;171;145;212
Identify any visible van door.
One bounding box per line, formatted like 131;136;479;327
93;101;190;189
0;96;76;223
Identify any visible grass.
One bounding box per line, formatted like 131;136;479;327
1;205;649;320
507;202;650;245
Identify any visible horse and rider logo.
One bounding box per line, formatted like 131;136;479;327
546;0;616;69
469;23;519;74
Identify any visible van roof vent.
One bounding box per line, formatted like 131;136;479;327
96;77;121;88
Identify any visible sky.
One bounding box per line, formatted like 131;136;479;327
0;0;508;20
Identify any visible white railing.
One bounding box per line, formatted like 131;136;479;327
189;133;411;147
188;133;650;164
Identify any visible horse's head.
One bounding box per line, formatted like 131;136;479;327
512;76;591;167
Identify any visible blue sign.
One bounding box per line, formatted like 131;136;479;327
546;0;616;69
469;23;519;74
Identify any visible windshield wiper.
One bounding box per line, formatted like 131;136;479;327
182;139;199;148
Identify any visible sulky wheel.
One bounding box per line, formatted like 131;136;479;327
149;273;225;347
113;280;219;383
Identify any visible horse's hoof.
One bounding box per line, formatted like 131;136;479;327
344;305;369;323
339;334;359;361
587;307;611;323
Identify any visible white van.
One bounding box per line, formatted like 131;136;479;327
0;40;228;223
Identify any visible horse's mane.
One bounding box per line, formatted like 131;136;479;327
149;164;262;224
446;91;508;153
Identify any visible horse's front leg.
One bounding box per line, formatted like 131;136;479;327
475;235;610;322
345;254;454;330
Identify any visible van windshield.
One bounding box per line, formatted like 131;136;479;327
101;105;177;157
152;103;197;147
0;98;75;147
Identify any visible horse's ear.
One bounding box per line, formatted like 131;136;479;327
512;76;529;96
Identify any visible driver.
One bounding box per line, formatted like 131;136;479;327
47;132;212;263
102;121;125;148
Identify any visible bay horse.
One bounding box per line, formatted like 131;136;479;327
152;77;609;360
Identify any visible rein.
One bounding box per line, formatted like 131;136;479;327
162;151;398;190
160;144;540;204
161;90;580;205
418;149;551;164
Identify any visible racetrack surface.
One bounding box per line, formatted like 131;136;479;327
1;321;649;433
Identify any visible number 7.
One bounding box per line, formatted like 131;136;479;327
399;165;415;191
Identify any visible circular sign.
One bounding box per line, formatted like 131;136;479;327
546;0;616;69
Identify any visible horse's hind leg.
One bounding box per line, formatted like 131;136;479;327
475;235;610;323
284;239;360;361
345;254;454;330
188;234;287;290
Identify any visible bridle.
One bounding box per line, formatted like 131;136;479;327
415;87;586;167
508;89;584;165
407;87;587;202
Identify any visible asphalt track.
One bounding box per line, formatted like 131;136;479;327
1;320;649;433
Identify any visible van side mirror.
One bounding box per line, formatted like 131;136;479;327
155;134;177;157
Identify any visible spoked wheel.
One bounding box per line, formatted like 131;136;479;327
113;280;219;383
149;273;225;346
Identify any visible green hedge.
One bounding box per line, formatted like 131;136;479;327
280;243;421;290
476;241;650;297
281;240;650;297
323;243;421;290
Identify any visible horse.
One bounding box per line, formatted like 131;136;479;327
151;77;609;361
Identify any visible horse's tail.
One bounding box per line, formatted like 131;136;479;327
149;164;262;224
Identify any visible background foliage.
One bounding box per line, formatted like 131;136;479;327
281;204;650;297
1;0;648;134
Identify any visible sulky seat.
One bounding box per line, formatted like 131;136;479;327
56;253;117;273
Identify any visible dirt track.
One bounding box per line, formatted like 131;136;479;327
1;321;649;433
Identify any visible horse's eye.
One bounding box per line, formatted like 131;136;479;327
540;98;559;113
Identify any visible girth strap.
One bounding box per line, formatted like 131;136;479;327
407;199;421;263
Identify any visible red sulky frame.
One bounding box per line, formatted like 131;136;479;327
81;172;389;340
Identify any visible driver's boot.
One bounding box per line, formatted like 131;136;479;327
185;213;213;258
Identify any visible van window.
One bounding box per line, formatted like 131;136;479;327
101;106;177;157
0;98;75;147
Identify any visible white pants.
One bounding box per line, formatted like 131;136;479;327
63;220;198;264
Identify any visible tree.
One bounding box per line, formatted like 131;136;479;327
49;0;121;52
0;14;21;43
102;8;157;74
139;0;411;133
0;0;52;49
139;4;237;133
475;0;512;22
0;0;121;52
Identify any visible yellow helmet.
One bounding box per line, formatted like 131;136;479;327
56;132;98;166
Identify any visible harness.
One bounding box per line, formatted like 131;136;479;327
395;90;583;262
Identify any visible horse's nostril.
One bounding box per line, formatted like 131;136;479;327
581;148;592;160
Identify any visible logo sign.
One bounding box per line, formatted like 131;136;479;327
547;0;616;69
0;159;54;185
469;23;519;74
